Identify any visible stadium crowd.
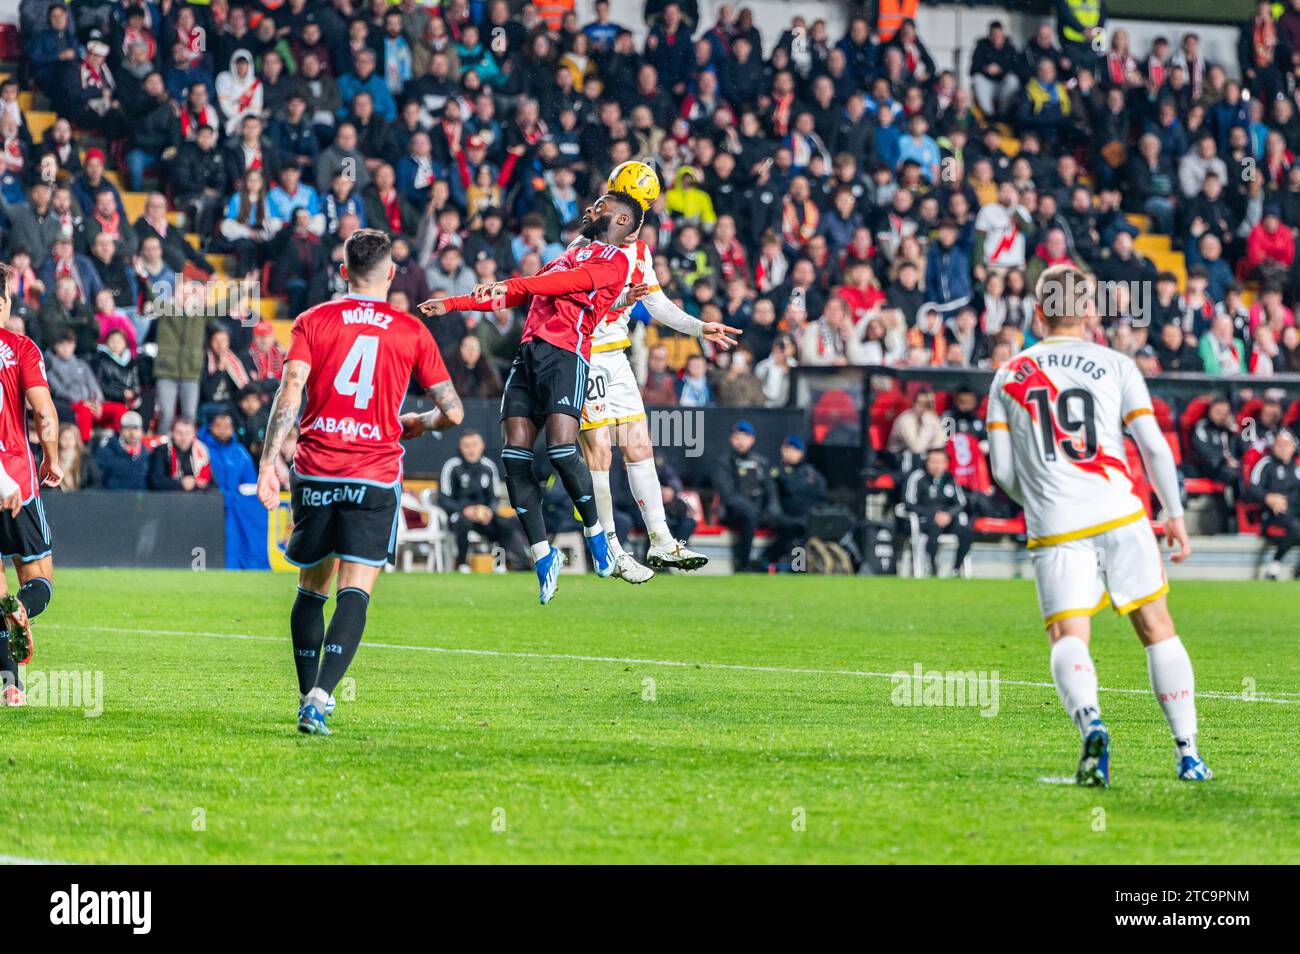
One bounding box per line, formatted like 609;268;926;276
5;0;1300;567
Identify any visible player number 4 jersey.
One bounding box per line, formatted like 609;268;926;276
287;295;450;485
988;337;1153;548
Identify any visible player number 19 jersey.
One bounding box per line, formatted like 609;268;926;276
988;337;1154;548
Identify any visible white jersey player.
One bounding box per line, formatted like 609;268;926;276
569;219;739;583
988;265;1211;786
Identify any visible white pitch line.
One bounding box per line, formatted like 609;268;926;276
45;623;1300;706
0;853;76;865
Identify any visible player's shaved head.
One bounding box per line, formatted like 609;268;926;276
1035;264;1095;329
344;228;393;283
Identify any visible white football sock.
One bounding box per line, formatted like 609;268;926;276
304;687;330;713
530;541;550;563
1145;636;1199;758
627;457;673;544
1050;636;1101;737
589;469;625;553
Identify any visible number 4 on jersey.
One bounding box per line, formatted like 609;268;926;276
334;336;379;409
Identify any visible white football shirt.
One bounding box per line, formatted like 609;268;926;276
988;336;1155;548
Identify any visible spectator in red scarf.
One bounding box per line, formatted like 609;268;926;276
362;163;420;239
199;324;250;418
86;189;138;259
147;417;212;491
708;215;750;284
37;236;102;311
1025;227;1089;290
247;321;286;387
780;176;819;254
63;40;127;140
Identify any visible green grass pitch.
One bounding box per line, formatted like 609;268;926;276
2;569;1297;864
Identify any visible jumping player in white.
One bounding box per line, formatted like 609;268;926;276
570;202;740;583
987;265;1211;785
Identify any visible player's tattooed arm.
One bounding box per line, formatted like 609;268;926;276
27;385;62;491
400;380;465;439
257;359;309;509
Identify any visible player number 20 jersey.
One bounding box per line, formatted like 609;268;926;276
987;337;1154;548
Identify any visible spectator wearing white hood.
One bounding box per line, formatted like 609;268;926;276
216;50;262;137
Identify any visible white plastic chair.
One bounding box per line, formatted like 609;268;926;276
897;504;973;579
391;491;448;572
418;487;455;572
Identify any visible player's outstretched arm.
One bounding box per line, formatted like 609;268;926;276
400;380;465;439
257;359;309;510
638;286;742;349
27;385;62;492
1129;412;1191;562
419;286;525;317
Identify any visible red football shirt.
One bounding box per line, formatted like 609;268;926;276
287;295;449;485
520;241;632;360
0;330;47;500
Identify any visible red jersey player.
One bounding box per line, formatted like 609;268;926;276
0;262;62;707
257;229;464;735
418;192;644;605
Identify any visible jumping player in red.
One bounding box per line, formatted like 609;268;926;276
257;230;464;735
419;192;643;604
0;263;62;707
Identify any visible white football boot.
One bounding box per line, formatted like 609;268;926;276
610;535;654;584
646;539;709;571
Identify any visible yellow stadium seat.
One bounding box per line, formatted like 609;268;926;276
272;318;293;348
25;109;56;142
1134;233;1171;256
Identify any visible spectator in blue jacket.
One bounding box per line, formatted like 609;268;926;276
646;2;696;94
199;411;256;492
95;410;149;490
897;114;943;183
817;188;864;254
162;42;216;107
925;219;974;311
337;49;396;123
199;411;268;570
874;105;902;172
28;4;81;99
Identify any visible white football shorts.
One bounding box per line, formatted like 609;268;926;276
580;349;646;431
1031;517;1169;626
